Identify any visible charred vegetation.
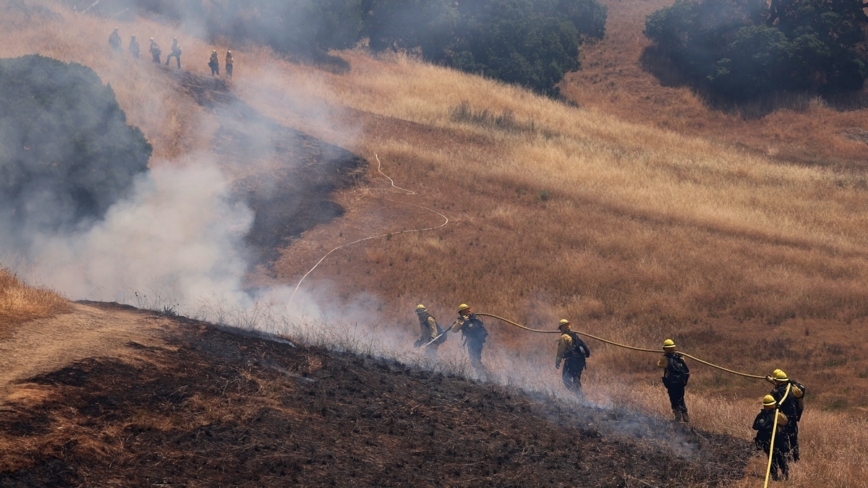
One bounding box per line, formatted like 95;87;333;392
0;304;752;487
176;70;367;265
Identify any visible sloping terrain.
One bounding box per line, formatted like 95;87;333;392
0;303;752;487
175;70;367;263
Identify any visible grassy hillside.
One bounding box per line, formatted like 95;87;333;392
0;269;69;333
3;0;868;485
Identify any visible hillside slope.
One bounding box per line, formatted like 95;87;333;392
0;302;752;487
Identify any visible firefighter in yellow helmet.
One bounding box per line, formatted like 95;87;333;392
414;304;445;356
555;319;591;396
657;339;690;422
753;395;790;481
450;304;488;374
766;369;805;462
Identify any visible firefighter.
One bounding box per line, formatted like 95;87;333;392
753;394;790;481
149;38;161;64
165;37;182;68
555;319;591;396
108;27;122;53
766;369;805;462
208;50;220;76
450;304;488;374
225;50;234;78
129;35;140;59
657;339;690;423
414;304;445;356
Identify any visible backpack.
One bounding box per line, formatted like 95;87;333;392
790;380;806;421
565;331;589;359
666;353;690;385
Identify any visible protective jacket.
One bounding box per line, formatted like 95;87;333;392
555;331;590;369
771;380;805;421
657;352;690;386
416;310;444;345
753;409;789;450
450;313;487;342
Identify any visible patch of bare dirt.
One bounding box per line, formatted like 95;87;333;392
0;303;753;487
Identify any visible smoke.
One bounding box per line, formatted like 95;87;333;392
14;157;253;307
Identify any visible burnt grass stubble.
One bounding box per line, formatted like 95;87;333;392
178;70;367;265
0;305;753;487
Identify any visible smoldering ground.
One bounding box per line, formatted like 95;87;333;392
0;8;742;467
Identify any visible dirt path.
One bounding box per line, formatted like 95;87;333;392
0;302;170;403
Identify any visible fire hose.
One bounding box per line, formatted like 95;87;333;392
763;382;791;488
475;313;766;380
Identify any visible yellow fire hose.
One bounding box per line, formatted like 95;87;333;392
475;313;766;379
763;382;791;488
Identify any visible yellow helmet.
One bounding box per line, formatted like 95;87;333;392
663;339;676;350
763;395;777;408
458;303;470;312
558;319;570;327
773;370;789;382
416;304;426;311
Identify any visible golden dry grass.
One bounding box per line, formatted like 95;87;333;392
3;1;868;485
0;268;69;331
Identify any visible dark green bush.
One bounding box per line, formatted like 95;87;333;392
0;55;151;234
645;0;868;100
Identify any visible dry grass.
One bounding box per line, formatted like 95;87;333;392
3;1;868;485
0;268;69;331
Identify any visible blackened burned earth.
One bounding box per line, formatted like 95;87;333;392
179;70;367;264
0;305;753;487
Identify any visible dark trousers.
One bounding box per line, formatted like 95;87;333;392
562;358;586;394
664;380;688;422
151;52;160;63
466;339;486;374
166;53;181;68
210;63;219;76
226;64;233;78
786;422;800;462
758;440;789;480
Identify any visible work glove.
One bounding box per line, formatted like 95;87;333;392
765;375;775;384
555;361;561;370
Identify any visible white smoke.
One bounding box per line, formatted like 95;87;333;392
13;156;253;310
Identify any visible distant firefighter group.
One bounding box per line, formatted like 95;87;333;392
415;303;806;482
108;27;234;78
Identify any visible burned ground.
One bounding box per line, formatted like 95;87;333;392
0;303;752;487
177;70;367;264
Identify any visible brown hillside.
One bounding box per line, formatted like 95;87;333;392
3;0;868;486
562;0;868;170
0;303;753;487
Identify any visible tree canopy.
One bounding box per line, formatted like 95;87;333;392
645;0;868;99
0;55;151;236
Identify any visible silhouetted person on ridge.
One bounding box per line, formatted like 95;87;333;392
208;50;219;76
149;38;161;64
165;37;182;68
129;35;140;59
225;50;233;78
108;27;122;53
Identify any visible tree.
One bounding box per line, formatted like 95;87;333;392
645;0;868;99
0;55;151;236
